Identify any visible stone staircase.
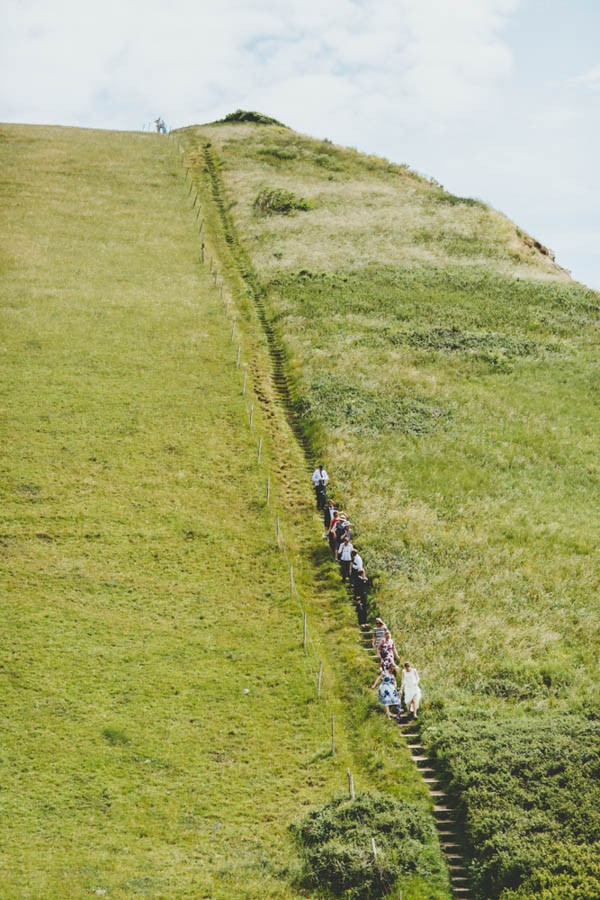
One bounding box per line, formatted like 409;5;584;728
397;713;473;899
359;630;473;898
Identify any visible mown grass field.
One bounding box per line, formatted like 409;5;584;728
179;116;600;899
0;124;453;899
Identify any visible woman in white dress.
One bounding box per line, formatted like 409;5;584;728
401;661;421;719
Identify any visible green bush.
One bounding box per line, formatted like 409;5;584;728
253;187;312;216
256;146;298;161
300;376;451;436
423;718;600;898
218;109;287;127
291;793;436;898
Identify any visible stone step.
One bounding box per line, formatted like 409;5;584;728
422;777;439;784
428;790;446;797
434;805;453;814
407;743;424;750
411;755;428;763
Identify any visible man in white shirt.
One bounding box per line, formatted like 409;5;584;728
350;549;363;593
311;464;329;510
337;535;354;582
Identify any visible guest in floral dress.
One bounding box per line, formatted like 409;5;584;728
371;663;401;719
378;630;400;669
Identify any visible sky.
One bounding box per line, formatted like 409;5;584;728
2;0;599;289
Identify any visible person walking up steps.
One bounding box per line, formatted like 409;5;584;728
311;464;329;510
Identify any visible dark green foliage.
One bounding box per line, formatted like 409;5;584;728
314;152;342;170
300;376;451;436
399;326;550;365
101;727;130;746
423;718;600;898
292;793;436;898
256;146;299;161
218;109;287;127
268;266;598;337
253;187;312;216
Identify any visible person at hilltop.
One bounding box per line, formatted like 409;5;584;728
154;116;167;134
401;661;422;719
371;662;401;719
378;629;401;670
311;464;329;510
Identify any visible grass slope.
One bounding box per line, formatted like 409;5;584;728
0;124;451;899
178;118;600;899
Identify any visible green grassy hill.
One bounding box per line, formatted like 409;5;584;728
176;114;600;900
1;124;453;898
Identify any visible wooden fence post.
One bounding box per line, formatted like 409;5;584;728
347;769;355;800
317;660;323;697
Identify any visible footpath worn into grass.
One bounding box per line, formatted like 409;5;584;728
1;125;451;899
178;116;600;900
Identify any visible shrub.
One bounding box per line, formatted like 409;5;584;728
291;793;435;898
423;718;600;898
253;187;312;216
218;109;287;127
256;146;298;161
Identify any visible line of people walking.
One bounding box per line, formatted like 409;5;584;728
312;465;422;721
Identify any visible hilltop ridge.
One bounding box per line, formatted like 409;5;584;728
180;113;571;283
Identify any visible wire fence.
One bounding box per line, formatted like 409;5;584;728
167;132;343;745
160;132;452;875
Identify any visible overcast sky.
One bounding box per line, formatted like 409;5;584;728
2;0;598;289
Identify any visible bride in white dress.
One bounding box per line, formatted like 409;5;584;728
401;661;421;718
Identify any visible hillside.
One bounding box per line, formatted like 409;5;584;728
176;113;600;900
0;123;457;899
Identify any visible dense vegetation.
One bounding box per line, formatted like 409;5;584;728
292;793;439;898
178;117;600;898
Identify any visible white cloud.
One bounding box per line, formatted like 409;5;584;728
568;65;600;92
0;0;517;131
1;0;598;288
